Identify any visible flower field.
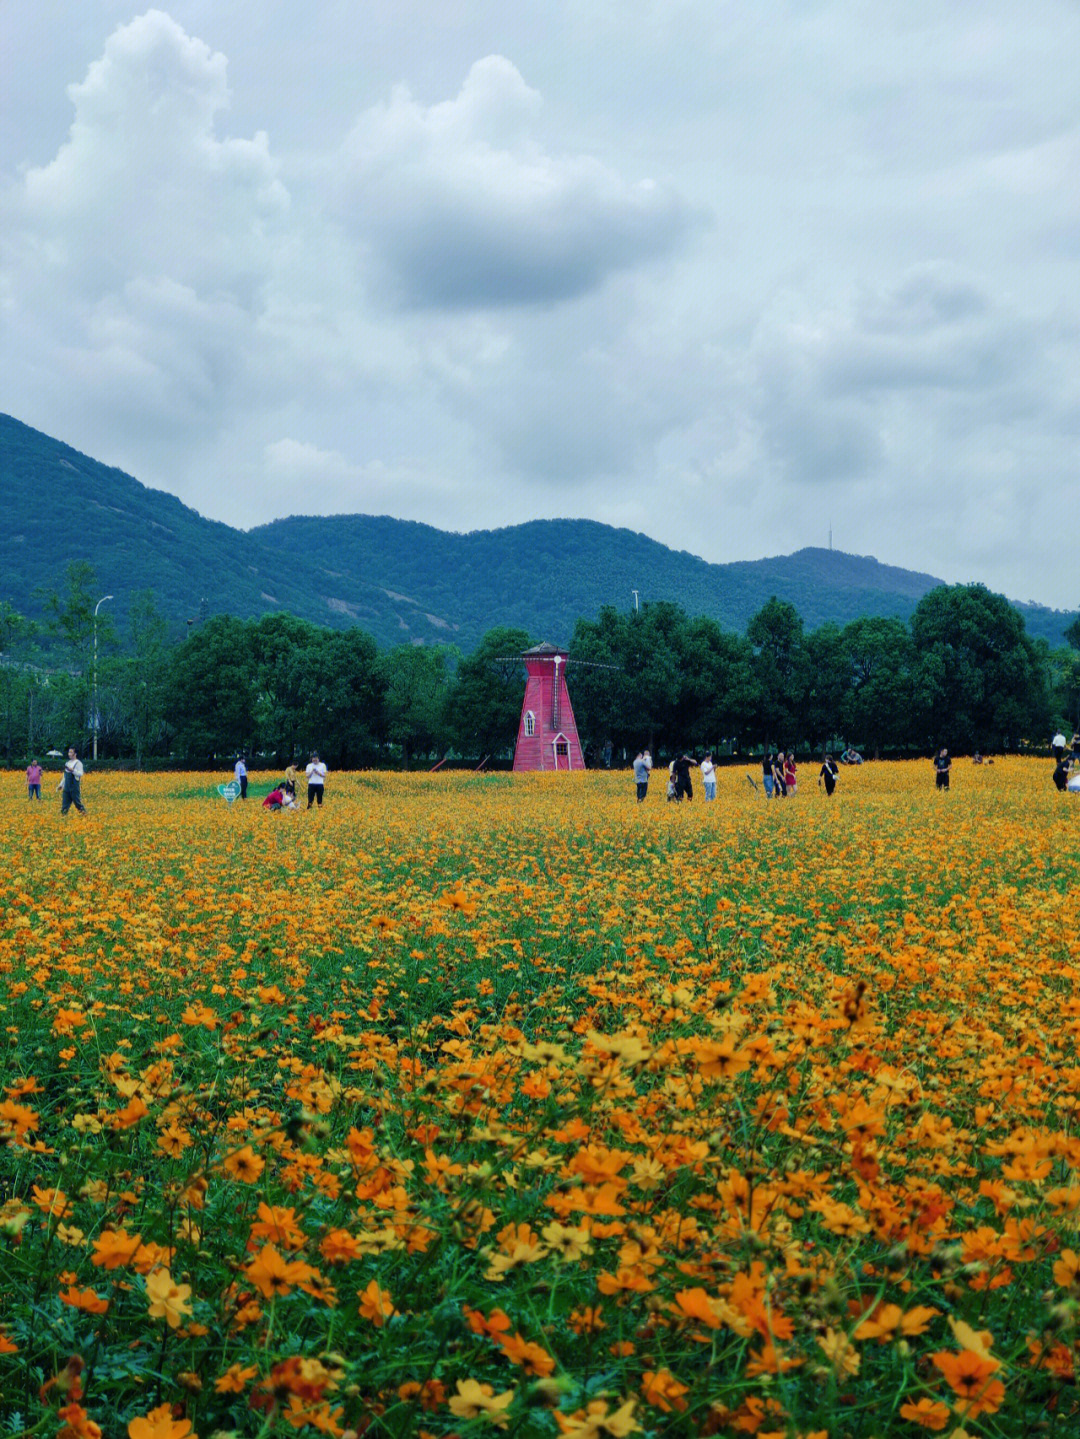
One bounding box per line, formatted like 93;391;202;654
2;759;1080;1438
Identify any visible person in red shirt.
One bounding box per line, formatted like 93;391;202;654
26;759;43;800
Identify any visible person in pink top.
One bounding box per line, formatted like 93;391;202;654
25;759;43;800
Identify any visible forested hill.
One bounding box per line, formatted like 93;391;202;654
2;412;1075;650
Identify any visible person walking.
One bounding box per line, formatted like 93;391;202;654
632;749;652;802
762;750;774;798
934;748;951;791
819;752;838;796
784;752;797;795
234;754;248;801
306;752;327;808
771;751;788;798
1052;730;1067;761
701;752;717;802
59;747;87;816
26;758;43;801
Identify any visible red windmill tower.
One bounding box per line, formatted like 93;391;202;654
512;643;585;772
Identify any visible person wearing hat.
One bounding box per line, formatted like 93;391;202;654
305;752;327;808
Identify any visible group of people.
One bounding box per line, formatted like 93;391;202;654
233;753;327;810
25;749;88;815
631;748;843;802
1051;730;1080;792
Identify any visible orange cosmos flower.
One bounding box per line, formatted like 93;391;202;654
222;1145;265;1183
244;1243;316;1299
640;1370;689;1413
214;1364;257;1394
929;1350;1005;1417
91;1229;143;1270
127;1405;196;1439
897;1398;951;1431
59;1286;109;1315
497;1331;555;1375
447;1380;514;1427
357;1278;398;1326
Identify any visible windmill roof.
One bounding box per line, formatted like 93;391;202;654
522;641;567;657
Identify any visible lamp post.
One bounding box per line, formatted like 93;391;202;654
92;595;113;761
631;590;639;612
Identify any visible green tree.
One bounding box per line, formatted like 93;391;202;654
803;623;847;752
446;626;532;762
378;645;454;767
679;617;759;753
839;616;915;755
747;597;807;745
291;628;384;767
165;616;258;762
249;614;324;763
0;602;35;762
40;561;117;749
910;584;1049;750
115;592;170;766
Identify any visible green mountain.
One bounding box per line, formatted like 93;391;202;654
2;413;1075;650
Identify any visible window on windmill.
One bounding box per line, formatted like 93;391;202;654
524;710;536;737
555;741;569;756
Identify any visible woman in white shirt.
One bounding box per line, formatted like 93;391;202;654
306;753;328;808
701;753;717;802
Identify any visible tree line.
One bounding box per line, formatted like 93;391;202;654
1;561;1078;769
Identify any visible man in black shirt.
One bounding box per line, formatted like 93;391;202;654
672;753;699;802
934;749;951;790
819;753;838;796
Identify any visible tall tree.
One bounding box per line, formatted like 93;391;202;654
378;644;454;767
0;602;34;762
747;597;807;745
910;584;1049;750
165;616;257;762
116;591;169;766
447;626;532;762
840;616;915;755
41;561;116;747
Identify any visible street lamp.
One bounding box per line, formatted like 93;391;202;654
631;590;639;612
92;595;113;761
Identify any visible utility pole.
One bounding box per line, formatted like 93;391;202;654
92;594;113;761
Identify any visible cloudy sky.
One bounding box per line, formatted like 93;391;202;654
3;3;1079;607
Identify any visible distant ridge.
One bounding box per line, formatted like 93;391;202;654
2;413;1075;651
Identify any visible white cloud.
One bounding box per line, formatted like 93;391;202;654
333;55;695;307
1;2;1079;610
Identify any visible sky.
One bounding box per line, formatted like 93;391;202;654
2;2;1079;607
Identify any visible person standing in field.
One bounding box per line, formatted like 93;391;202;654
632;749;652;802
26;758;43;800
934;748;951;790
306;752;327;808
762;751;774;798
771;751;788;798
784;751;797;795
671;752;699;802
701;752;717;801
234;754;248;800
1052;729;1067;761
819;752;838;796
60;747;87;816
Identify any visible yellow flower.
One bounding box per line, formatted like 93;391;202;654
145;1268;193;1329
447;1380;515;1427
